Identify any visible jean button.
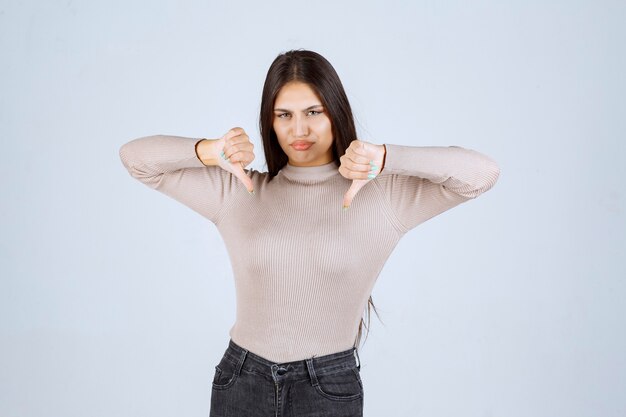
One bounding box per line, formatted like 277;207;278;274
276;367;288;375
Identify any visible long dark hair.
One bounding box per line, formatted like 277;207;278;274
259;49;356;179
258;49;382;349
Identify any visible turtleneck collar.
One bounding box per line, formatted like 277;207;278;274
279;160;340;182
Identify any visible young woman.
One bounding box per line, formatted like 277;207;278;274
119;49;500;417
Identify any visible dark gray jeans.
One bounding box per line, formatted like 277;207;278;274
209;338;364;417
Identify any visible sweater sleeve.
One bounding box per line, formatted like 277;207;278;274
374;143;500;233
118;134;238;224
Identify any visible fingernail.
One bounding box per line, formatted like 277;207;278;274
368;174;376;179
369;160;375;165
248;189;255;195
370;165;378;171
342;205;349;211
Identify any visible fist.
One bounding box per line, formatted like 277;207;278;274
339;139;386;209
215;127;256;193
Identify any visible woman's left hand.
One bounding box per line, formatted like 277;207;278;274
339;139;386;209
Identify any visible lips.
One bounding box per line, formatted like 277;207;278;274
291;140;313;151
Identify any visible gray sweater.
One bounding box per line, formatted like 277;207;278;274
119;135;500;362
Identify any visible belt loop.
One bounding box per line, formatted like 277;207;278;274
236;348;248;376
305;358;319;387
354;348;361;371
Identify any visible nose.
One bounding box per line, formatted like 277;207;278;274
294;116;309;137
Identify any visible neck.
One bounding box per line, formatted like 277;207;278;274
280;160;340;182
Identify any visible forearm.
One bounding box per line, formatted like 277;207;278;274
119;135;210;183
379;144;500;198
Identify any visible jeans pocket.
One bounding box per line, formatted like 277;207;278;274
211;356;240;391
314;366;363;401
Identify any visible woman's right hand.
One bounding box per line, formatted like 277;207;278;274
212;127;256;194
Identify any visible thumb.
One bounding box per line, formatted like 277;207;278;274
342;179;368;210
218;153;255;194
232;161;255;194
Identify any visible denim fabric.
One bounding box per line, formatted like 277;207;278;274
209;339;364;417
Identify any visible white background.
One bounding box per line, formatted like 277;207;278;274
2;1;624;416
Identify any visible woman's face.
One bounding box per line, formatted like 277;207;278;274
273;81;334;167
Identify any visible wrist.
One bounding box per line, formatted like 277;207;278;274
379;144;387;172
195;138;221;166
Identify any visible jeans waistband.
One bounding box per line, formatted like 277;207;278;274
222;339;361;383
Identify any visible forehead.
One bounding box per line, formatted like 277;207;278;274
274;81;322;106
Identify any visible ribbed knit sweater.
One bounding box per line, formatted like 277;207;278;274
119;135;500;362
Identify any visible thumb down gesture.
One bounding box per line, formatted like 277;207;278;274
215;127;255;194
339;139;386;210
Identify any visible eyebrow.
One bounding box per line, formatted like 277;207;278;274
273;104;324;112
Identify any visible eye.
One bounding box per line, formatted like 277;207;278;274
277;113;291;119
307;110;323;116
